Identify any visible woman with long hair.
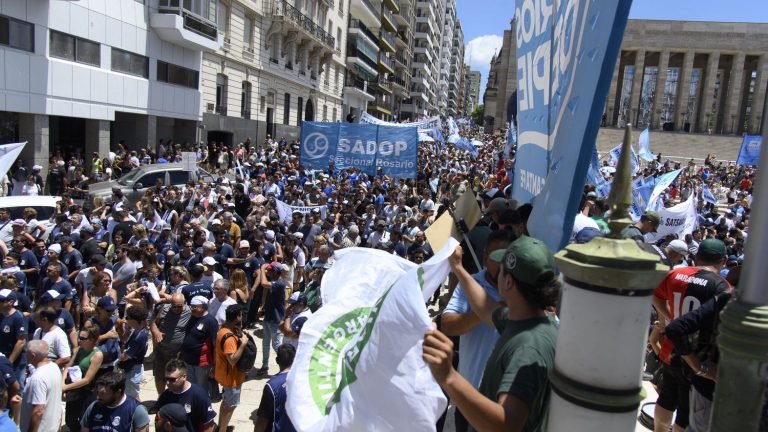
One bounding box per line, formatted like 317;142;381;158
229;269;249;305
82;271;117;319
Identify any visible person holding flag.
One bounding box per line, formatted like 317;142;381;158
423;236;560;432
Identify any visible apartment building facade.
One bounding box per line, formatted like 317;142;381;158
0;0;218;172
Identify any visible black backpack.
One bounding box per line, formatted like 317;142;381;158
220;331;258;373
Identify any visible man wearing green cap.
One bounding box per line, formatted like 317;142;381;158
621;211;661;241
423;236;560;432
651;238;731;432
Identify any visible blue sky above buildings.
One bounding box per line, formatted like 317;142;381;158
458;0;768;104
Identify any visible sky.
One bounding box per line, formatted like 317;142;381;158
458;0;768;104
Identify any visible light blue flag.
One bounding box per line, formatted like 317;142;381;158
638;128;655;162
736;135;762;166
647;168;683;211
702;184;718;204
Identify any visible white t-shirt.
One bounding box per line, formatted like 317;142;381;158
209;296;237;325
571;213;600;242
20;361;63;432
33;326;71;362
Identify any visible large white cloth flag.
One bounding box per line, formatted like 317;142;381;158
645;193;698;243
286;239;459;431
0;142;26;180
638;128;655;161
647;169;683;211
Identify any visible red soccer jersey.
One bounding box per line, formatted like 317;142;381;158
653;266;731;364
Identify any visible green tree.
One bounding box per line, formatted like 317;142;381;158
471;104;484;126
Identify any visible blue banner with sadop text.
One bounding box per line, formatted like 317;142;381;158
300;122;418;178
514;0;633;252
736;135;762;166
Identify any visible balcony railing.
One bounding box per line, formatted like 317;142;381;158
359;0;381;20
378;54;394;70
394;52;409;67
347;75;375;96
272;0;335;49
380;30;395;48
157;0;218;40
376;77;393;92
390;75;407;87
349;19;379;44
347;44;379;70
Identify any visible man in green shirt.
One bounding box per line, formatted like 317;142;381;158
620;210;660;241
423;235;560;432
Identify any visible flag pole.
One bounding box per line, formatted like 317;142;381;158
708;104;768;431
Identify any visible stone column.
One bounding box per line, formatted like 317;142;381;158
651;50;670;129
135;115;157;151
723;52;746;134
605;53;623;126
628;49;646;127
749;55;768;134
674;50;695;131
697;51;720;133
85;119;110;161
18;113;50;175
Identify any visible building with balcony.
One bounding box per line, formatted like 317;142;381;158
200;0;346;146
466;68;481;115
343;0;402;121
0;0;216;172
401;0;445;119
447;18;464;116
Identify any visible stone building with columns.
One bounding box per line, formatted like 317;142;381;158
0;0;218;174
484;19;768;137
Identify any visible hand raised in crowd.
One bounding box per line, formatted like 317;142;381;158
422;324;456;385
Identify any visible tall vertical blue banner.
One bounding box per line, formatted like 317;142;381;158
300;122;418;178
736;135;762;166
513;0;634;252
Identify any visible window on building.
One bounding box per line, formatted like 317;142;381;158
324;64;330;86
157;60;199;89
338;0;343;17
243;15;254;50
241;81;252;118
337;27;341;50
217;1;229;37
297;97;304;125
332;107;337;122
0;15;34;52
50;32;101;66
284;92;291;125
323;104;327;121
216;73;228;115
111;48;148;78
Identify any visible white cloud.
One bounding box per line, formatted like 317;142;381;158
465;34;504;70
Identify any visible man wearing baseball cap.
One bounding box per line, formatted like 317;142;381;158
280;292;312;348
423;236;560;432
651;238;731;432
621;211;661;241
256;262;288;376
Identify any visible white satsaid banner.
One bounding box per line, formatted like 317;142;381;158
645;193;698;243
359;112;441;131
275;200;327;224
286;239;459;432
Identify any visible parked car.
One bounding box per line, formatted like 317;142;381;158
0;195;60;240
88;163;216;206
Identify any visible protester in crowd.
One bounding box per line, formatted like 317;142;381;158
180;296;218;398
62;327;104;432
651;238;730;432
280;292;312;348
79;371;150;431
19;340;62;432
117;304;149;401
155;359;217;432
257;262;287;376
423;238;560;432
254;344;297;432
150;293;190;396
621;211;661;241
213;304;249;432
441;229;517;432
30;305;71;367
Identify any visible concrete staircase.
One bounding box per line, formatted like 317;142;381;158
596;127;745;162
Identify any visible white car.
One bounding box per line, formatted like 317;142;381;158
0;195;60;240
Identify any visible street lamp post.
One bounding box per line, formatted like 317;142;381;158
546;126;668;431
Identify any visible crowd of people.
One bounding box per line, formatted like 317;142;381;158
0;116;758;432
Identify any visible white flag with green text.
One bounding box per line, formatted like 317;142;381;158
285;239;458;431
